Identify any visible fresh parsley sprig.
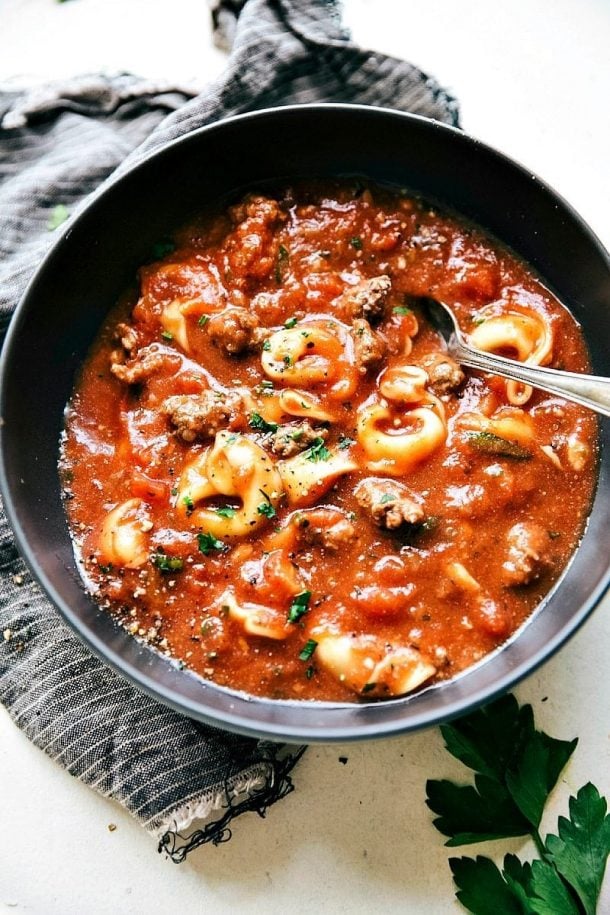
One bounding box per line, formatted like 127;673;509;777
427;695;610;914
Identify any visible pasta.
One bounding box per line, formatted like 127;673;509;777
99;498;151;569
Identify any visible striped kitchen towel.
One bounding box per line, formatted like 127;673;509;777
0;0;458;861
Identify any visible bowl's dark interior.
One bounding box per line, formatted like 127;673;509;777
1;105;608;742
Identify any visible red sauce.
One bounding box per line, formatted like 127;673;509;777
61;181;597;702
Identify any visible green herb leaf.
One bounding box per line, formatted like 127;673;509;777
298;639;318;661
262;339;271;351
380;493;396;504
449;856;524;915
215;505;237;518
426;775;531;846
151;239;176;259
288;590;312;623
284;317;298;329
249;412;278;434
305;438;331;462
197;314;209;327
466;431;531;460
197;532;227;555
545;783;610;915
275;244;289;284
350;236;363;250
161;331;174;341
393;305;412;316
183;494;194;515
257;501;276;519
47;204;69;231
505;729;578;829
338;435;356;450
151;552;184;573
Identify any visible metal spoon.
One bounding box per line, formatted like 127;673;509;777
423;298;610;418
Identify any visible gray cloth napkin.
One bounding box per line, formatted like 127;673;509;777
0;0;459;861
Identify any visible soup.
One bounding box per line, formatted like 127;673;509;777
60;181;596;701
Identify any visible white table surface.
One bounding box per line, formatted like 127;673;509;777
1;1;609;912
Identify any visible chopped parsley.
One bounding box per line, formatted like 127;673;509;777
197;314;209;327
287;590;312;623
47;204;69;231
98;562;113;574
350;236;363;250
182;494;194;515
197;532;227;555
249;412;278;434
151;239;176;259
284;316;298;329
275;244;290;284
467;431;531;460
257;500;276;519
393;305;412;316
361;682;377;693
380;493;396;504
283;354;292;366
305;438;331;462
298;639;318;661
262;339;271;351
161;330;174;341
215;505;237;518
151;552;184;573
305;665;315;679
338;435;356;450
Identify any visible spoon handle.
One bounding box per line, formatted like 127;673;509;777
450;340;610;418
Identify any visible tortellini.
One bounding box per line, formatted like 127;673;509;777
99;498;152;569
469;308;553;405
261;320;358;399
315;633;436;697
357;365;447;476
217;588;288;640
278;449;358;507
177;431;283;537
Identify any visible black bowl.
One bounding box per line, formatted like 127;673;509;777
1;104;608;743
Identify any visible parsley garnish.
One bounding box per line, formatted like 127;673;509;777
151;552;184;573
287;590;312;623
305;665;315;679
47;204;69;231
393;305;412;316
350;236;363;250
262;339;271;351
305;438;331;462
215;505;237;518
298;639;318;661
427;694;610;915
275;244;289;284
257;500;276;519
183;494;194;514
338;435;356;450
284;316;298;329
380;493;396;504
98;562;113;574
161;331;174;341
151;239;176;259
249;412;278;434
467;431;531;460
197;532;227;555
197;314;209;327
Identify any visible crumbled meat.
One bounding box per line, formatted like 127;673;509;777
268;422;328;458
113;322;138;353
420;352;465;395
111;345;174;384
206;306;266;355
351;318;386;374
502;521;552;586
293;509;356;551
229;194;285;228
354;477;425;530
162;389;244;443
336;275;392;322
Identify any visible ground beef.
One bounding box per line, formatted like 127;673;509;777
351;318;386;374
502;521;552;586
229;194;285;228
111;345;175;384
354;477;425;530
206;306;266;355
336;275;392;322
293;508;356;551
421;352;465;395
268;422;328;458
162;389;244;443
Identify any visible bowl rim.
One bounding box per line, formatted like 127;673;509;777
1;102;609;743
